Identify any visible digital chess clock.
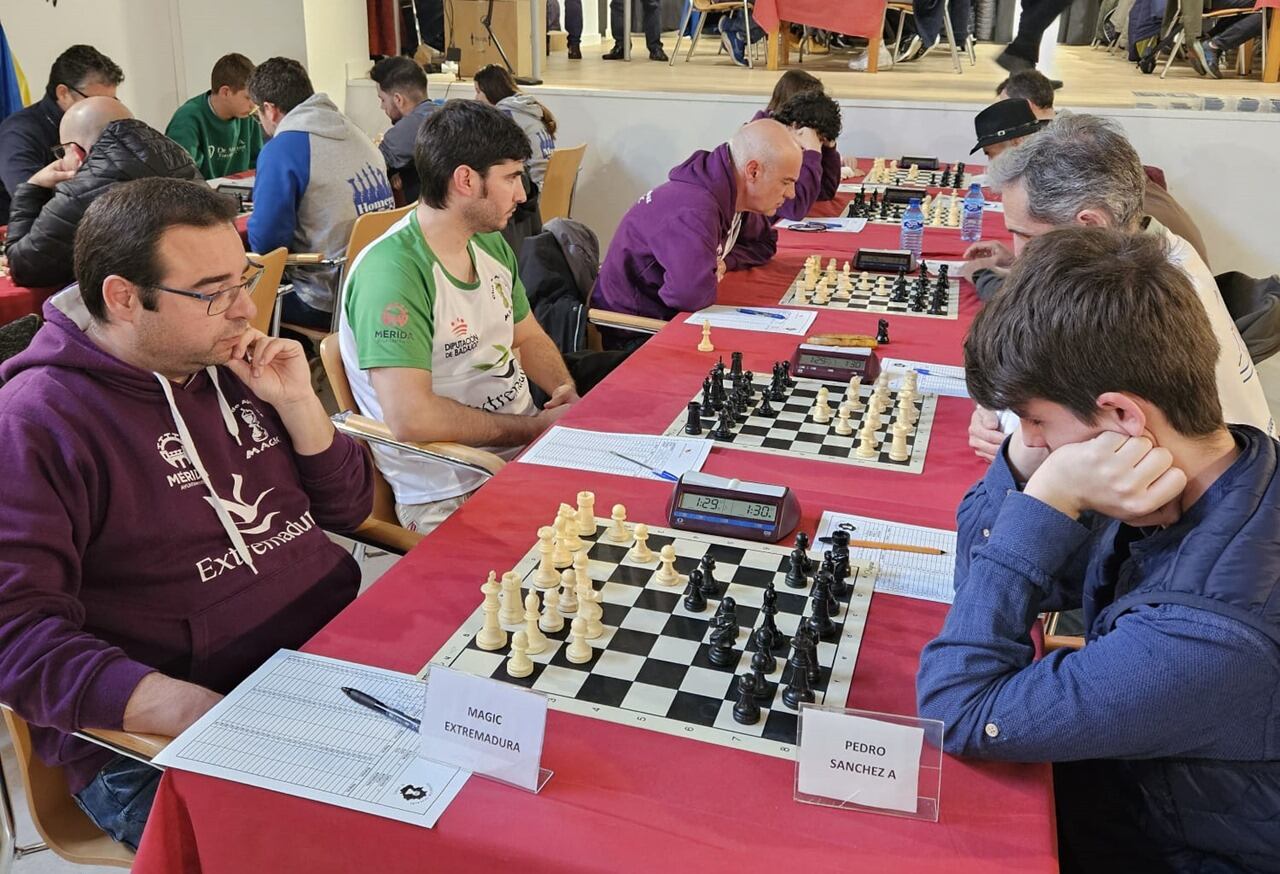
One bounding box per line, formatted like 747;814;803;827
882;185;928;204
899;155;940;170
791;343;881;383
666;472;801;543
853;248;916;274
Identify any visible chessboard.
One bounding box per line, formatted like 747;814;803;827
424;506;877;760
860;157;973;189
661;359;938;475
844;189;967;229
778;257;959;320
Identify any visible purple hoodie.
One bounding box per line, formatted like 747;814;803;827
750;108;841;220
592;143;777;322
0;290;374;792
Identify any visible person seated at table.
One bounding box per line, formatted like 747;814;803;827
591;119;804;349
0;44;123;222
968;98;1049;162
962;114;1269;462
247;57;395;331
716;9;767;67
370;56;435;203
164;53;263;181
1194;3;1265;78
0;177;374;851
339;101;576;535
752;89;841;220
897;0;971;63
4;97;201;289
918;226;1280;874
995;69;1057;120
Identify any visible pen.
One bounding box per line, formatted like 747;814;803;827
736;308;786;320
342;686;421;732
607;450;680;482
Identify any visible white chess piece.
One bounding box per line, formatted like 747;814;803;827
551;515;572;568
834;405;854;436
846;375;863;403
655;544;681;586
558;504;583;552
577;581;604;639
859;271;871;291
607;504;629;542
856;424;879;458
540;586;565;633
889;420;911;462
698;321;714;353
558;568;578;613
565;617;592;664
523;590;548;654
476;574;507;651
812;387;832;423
498;571;523;625
506;631;534;678
875;275;888;297
534;526;559;588
576;491;597;538
629;523;655;562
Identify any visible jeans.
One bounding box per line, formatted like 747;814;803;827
280;288;333;330
610;0;663;50
720;10;766;43
913;0;972;45
549;0;583;42
1006;0;1075;61
74;755;163;852
1205;0;1263;48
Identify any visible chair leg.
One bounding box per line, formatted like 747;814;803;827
670;4;693;65
894;11;910;61
967;33;977;64
744;3;754;67
1240;36;1254;75
687;12;705;60
1160;30;1184;78
942;0;963;73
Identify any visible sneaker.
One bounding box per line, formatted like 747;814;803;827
898;34;921;62
718;18;748;66
848;42;895;71
1195;39;1222;78
909;36;939;61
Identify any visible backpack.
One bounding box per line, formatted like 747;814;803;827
1128;0;1167;62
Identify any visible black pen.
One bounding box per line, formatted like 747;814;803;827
341;686;421;733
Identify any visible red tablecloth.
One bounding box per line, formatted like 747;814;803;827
132;169;1056;873
0;274;57;325
754;0;887;40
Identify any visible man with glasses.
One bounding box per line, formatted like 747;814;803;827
0;177;374;850
4;96;200;289
0;44;123;222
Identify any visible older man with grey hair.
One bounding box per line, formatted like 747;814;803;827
964;114;1272;465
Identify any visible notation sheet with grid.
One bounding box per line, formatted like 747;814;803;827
814;512;958;604
153;650;468;828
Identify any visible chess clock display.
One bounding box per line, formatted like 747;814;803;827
791;343;881;383
898;155;940;170
666;472;800;543
852;247;916;274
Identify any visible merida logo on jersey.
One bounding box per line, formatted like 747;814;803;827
348;164;396;215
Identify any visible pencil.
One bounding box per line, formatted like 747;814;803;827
848;539;946;555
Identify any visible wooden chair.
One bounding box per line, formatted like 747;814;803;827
670;0;757;67
1042;611;1085;652
539;145;588;224
1160;6;1267;77
246;247;289;336
886;0;975;73
318;334;506;555
585;308;668;351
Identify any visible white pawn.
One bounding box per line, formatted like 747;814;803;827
856;424;879;458
607;504;629;543
540;587;565;633
498;571;523;625
534;526;559;588
576;491;597;538
889;421;911;462
834;405;854;436
523;590;548;654
506;631;534;678
558;568;579;613
629;523;654;562
655;544;681;586
859;271;871;291
565;617;592;664
875;275;888;297
557;504;583;552
476;575;507;651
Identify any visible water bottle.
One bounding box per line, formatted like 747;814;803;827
899;197;924;261
960;183;985;243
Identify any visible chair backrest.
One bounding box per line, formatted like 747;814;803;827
318;334;402;528
539;144;588;224
339;204;415;290
0;709;133;867
247;247;289;335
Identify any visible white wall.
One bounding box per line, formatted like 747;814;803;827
302;0;371;111
173;0;308;104
534;88;1280;277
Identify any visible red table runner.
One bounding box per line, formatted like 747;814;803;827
754;0;888;40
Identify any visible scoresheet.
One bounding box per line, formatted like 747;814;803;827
814;511;958;604
153;650;468;828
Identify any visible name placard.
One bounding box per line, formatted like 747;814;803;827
797;707;925;814
419;665;547;791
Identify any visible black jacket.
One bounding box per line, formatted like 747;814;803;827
0;95;63;223
4;118;201;288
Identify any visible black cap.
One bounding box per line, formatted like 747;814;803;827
970;98;1048;155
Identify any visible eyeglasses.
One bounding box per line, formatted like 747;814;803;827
51;142;84;161
62;83;90;100
150;263;265;316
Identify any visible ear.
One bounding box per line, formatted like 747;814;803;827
743;158;763;183
1094;391;1147;438
1075;208;1110;228
451;164;478;198
100;275;145;324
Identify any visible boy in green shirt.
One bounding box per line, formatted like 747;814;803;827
165;53;263;180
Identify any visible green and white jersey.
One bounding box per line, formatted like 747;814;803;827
338;210;535;504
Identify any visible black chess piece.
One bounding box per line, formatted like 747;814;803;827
830;529;851;578
751;666;772;701
712;409;733;441
732;674;762;724
714;596;738;627
751;638;777;675
742;372;756;399
711;616;738;648
708;634;738;668
684;401;703;435
938;264;950;281
784;554;808;589
757;393;777;417
808;578;837;642
956;161;966;182
730;351;743;379
798;622;823;683
683;571;708;612
782;649;816;709
819;567;839;617
699;556;719;597
929;295;946;316
781;361;795;387
794;532;814;573
876;318;890;344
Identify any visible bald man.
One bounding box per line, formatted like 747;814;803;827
592;120;805;349
5;97;202;289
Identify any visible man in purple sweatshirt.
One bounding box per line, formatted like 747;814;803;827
0;177;374;850
591;119;804;349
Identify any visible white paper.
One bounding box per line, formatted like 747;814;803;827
798;708;924;813
154;650;467;829
814;511;957;605
982;200;1005;213
918;258;967;277
774;217;868;233
684;305;817;336
420;666;547;791
519;426;711;481
878;357;969;399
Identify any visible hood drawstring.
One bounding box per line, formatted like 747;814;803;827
207;367;242;446
154;372;258;575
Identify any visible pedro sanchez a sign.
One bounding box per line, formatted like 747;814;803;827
797;707;926;814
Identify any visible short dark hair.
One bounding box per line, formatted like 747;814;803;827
211;53;256;93
996;70;1056;110
766;69;823;114
75;178;239;322
772;91;842;143
45;45;124;100
964;227;1223;437
414;100;532;209
371;56;428;99
245;57;314;114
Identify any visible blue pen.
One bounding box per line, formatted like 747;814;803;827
608;450;679;482
736;308;786;320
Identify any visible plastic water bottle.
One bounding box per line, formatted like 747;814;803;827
899;198;924;261
960;183;985;243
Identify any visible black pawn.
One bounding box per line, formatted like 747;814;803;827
876;318;890;344
683;570;707;612
794;531;814;573
782;649;816;709
684;401;703;435
751;639;777;675
733;674;762;724
699;556;719;597
757;394;777;417
711;409;733;440
784;555;808;589
781;360;796;387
